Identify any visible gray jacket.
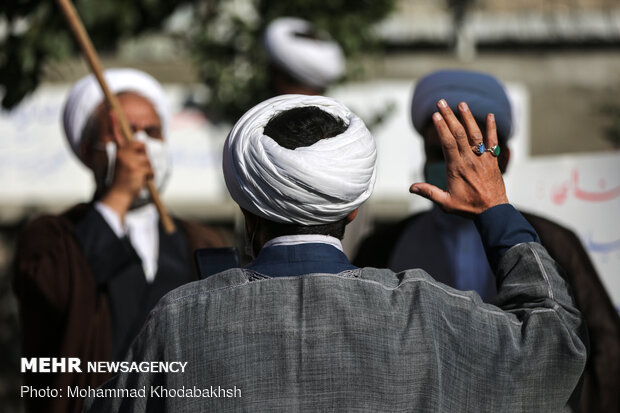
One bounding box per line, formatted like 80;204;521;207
84;242;587;412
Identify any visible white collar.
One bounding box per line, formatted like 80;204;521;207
263;234;344;252
125;203;159;227
94;202;160;283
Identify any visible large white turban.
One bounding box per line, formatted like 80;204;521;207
62;68;170;163
223;94;376;225
264;17;345;89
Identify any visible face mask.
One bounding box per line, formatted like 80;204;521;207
134;131;171;201
424;161;447;191
102;131;172;202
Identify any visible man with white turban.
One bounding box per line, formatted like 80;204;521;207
264;17;345;95
13;68;227;413
263;17;376;259
85;94;585;412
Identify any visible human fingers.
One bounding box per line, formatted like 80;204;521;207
436;99;470;154
145;164;154;181
485;114;499;155
457;102;485;150
116;141;149;172
410;182;451;207
131;141;153;179
431;112;460;163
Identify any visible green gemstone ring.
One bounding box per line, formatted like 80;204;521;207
486;145;501;157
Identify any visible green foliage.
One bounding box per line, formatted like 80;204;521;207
190;0;396;123
1;0;396;119
0;0;194;109
1;1;68;108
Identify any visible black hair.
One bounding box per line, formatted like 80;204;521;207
264;106;346;149
260;106;350;240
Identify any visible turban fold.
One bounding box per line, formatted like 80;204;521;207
411;70;513;140
264;17;345;89
223;94;376;225
62;68;170;162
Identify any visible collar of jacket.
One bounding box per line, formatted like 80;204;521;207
245;242;356;278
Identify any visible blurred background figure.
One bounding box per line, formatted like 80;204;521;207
264;17;345;96
12;68;227;413
355;70;513;299
354;69;620;413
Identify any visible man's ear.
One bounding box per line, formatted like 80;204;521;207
345;209;359;225
499;146;511;174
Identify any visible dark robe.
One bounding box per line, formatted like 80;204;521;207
354;209;620;413
13;203;228;413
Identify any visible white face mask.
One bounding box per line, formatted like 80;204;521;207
104;131;172;202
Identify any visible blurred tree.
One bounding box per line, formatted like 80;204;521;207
0;0;197;109
189;0;396;123
1;0;396;124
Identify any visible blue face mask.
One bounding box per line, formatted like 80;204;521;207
424;161;447;191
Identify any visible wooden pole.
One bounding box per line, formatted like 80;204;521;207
55;0;176;233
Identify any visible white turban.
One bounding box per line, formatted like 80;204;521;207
62;68;170;163
223;94;376;225
264;17;345;89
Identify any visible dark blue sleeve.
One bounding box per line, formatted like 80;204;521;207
474;204;541;271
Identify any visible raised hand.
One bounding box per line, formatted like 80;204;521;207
100;110;154;218
410;99;508;218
